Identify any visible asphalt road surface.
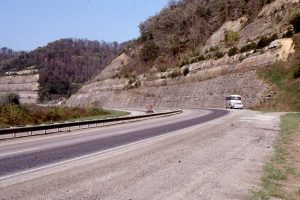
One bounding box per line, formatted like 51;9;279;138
0;109;227;178
0;109;281;200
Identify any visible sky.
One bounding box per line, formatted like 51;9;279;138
0;0;169;51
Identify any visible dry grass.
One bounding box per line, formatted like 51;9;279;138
0;104;127;128
250;113;300;200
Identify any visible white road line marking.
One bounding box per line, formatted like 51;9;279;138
116;131;130;134
0;148;39;157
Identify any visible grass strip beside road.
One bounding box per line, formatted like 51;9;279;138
250;113;300;200
0;104;130;128
65;109;129;121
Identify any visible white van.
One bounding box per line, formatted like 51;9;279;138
225;95;244;109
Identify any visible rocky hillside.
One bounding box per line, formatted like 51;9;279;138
122;0;277;76
0;67;39;104
68;0;300;109
0;39;121;101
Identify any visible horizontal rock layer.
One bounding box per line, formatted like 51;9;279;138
68;70;268;109
0;74;39;104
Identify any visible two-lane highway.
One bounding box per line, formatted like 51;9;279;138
0;109;228;179
0;109;282;200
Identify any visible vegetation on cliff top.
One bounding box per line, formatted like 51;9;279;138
122;0;275;77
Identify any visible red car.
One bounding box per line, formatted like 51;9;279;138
146;105;154;113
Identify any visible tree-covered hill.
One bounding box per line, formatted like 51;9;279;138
0;39;121;100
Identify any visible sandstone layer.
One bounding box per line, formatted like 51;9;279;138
0;70;39;104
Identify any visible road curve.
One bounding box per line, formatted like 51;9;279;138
0;109;228;178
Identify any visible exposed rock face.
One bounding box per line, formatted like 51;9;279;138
68;70;268;108
70;38;293;108
0;70;39;104
201;0;299;52
92;54;130;82
238;0;299;46
68;39;293;108
202;17;247;52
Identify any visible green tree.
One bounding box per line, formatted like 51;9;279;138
290;13;300;33
225;31;239;46
140;41;159;62
183;67;189;76
0;92;20;106
228;47;239;57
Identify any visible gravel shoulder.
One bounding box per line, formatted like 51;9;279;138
0;109;281;200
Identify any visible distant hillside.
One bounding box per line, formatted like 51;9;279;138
0;39;121;100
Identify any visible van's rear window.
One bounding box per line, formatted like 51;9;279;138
226;96;241;100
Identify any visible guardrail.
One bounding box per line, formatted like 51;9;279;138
0;110;182;139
